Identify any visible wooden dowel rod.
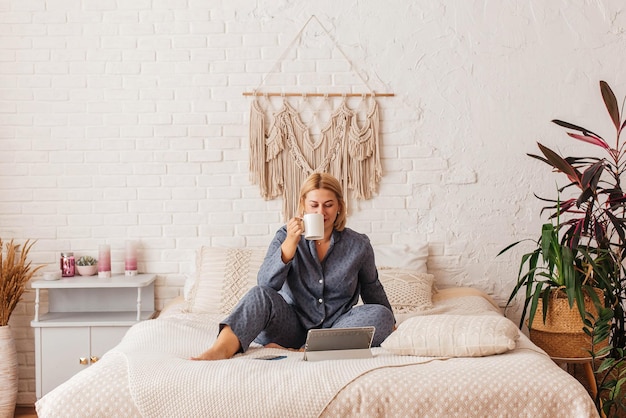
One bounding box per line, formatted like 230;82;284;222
242;92;394;97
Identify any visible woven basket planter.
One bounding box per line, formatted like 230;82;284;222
529;288;608;359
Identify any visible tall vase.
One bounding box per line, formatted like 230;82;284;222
0;325;18;418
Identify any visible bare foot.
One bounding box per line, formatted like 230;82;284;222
191;325;241;361
264;343;286;350
191;346;233;361
264;343;304;352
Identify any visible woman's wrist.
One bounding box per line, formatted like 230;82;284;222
280;240;298;263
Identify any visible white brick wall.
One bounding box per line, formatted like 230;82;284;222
2;0;626;405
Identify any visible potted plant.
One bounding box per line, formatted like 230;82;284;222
0;238;43;417
499;212;607;358
76;255;98;276
503;81;626;347
500;80;626;416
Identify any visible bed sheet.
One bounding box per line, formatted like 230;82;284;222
35;291;599;418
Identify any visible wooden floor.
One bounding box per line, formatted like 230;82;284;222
13;406;37;418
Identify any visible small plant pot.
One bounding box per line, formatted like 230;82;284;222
76;265;98;276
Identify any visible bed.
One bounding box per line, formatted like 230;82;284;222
35;245;599;418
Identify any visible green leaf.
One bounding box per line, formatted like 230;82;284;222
496;239;528;257
611;378;624;400
596;358;616;373
562;246;576;293
527;285;544;327
592;329;608;344
594;346;611;357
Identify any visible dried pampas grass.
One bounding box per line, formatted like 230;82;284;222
0;239;44;326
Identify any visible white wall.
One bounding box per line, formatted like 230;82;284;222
3;0;626;404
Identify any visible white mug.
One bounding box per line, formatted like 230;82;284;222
302;213;324;240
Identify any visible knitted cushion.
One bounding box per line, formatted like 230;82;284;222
381;314;519;357
377;268;435;325
184;247;266;315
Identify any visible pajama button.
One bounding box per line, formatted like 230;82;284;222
318;298;323;303
318;279;323;284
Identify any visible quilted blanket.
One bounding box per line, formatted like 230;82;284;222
35;292;599;418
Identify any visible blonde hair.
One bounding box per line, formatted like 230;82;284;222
298;173;347;231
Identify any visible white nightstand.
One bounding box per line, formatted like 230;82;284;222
30;273;156;399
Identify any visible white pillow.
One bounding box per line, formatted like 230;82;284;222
374;243;428;273
184;247;266;315
378;269;434;319
381;314;519;357
183;273;194;301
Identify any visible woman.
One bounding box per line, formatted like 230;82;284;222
192;172;394;361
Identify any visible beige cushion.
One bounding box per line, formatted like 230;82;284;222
378;269;434;322
184;245;431;318
381;314;519;357
184;247;266;315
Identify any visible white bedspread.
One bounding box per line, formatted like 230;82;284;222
322;335;597;417
118;315;440;418
36;292;599;418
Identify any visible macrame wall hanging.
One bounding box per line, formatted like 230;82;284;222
243;15;394;221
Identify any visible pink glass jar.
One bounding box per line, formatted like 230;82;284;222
60;252;75;277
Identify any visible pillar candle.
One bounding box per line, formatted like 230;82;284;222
98;244;111;278
125;240;138;276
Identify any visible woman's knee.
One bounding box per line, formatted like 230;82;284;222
339;304;393;324
241;285;279;304
335;304;395;346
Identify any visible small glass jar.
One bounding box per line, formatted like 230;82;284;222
60;252;75;277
